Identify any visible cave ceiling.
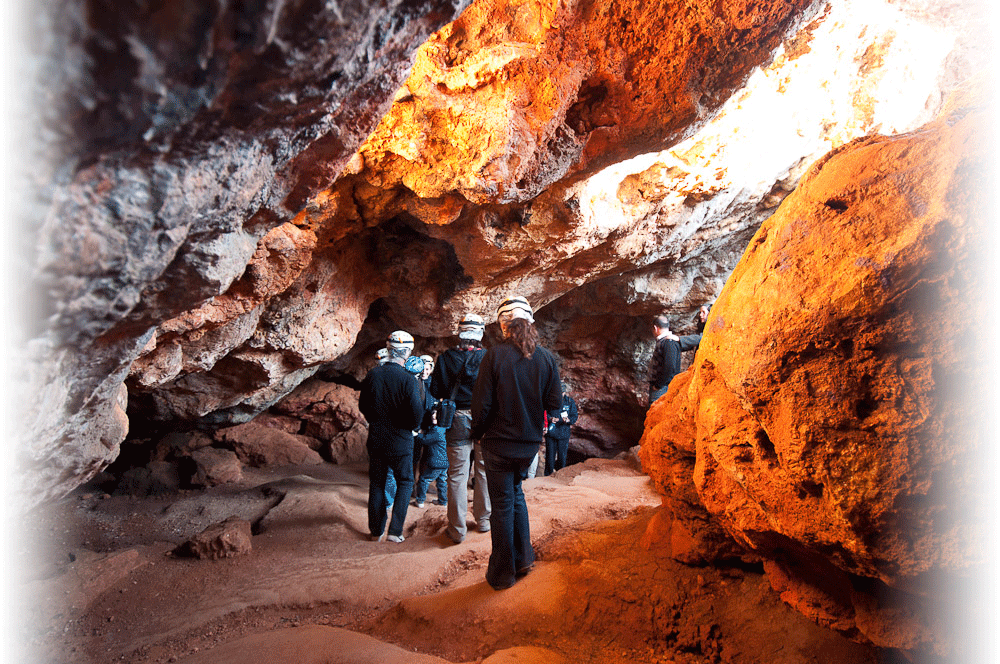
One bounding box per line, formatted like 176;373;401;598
15;0;986;503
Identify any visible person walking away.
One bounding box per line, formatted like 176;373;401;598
430;313;491;543
358;330;424;543
544;386;578;475
472;296;561;590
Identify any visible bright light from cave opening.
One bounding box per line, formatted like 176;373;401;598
569;0;957;245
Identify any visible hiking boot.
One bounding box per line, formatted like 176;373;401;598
387;534;405;543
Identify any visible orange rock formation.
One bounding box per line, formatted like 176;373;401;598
639;87;989;657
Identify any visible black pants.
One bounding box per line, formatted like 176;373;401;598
368;449;413;538
544;434;569;475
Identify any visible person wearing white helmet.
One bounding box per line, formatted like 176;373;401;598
429;312;491;543
372;346;395;504
358;330;424;543
471;296;562;590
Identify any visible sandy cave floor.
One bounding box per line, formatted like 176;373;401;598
19;457;889;664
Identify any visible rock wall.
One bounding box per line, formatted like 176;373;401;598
18;0;987;505
639;87;989;658
20;0;475;504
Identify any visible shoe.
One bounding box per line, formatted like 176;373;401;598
488;578;516;591
516;563;534;577
370;533;385;542
433;500;447;506
387;534;405;543
413;501;425;508
477;521;491;533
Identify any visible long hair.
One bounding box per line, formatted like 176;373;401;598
504;317;538;358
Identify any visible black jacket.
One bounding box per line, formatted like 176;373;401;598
648;335;681;391
471;341;562;457
358;362;425;456
546;395;578;441
430;346;486;409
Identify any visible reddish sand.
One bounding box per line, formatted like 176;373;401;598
21;458;883;664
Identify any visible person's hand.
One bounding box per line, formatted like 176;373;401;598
560;413;569;422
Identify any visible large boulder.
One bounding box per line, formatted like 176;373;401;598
271;380;369;464
190;447;244;488
215;422;323;468
639;88;988;658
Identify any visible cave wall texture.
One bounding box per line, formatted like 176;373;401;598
14;0;991;655
640;85;990;658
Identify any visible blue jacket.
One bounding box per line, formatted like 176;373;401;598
546;395;578;441
420;426;448;470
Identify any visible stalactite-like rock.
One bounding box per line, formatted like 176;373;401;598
21;0;473;504
639;86;989;658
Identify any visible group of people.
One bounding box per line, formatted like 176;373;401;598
358;296;710;591
358;296;572;590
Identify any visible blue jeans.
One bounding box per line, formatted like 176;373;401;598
385;467;396;505
368;450;413;538
415;466;448;504
482;447;536;589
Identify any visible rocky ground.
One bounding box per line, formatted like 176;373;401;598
20;457;890;664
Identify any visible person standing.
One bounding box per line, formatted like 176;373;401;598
648;314;682;405
472;296;561;590
430;313;491;543
411;354;436;488
677;303;712;351
544;386;578;476
358;330;424;543
419;354;434;391
412;408;448;508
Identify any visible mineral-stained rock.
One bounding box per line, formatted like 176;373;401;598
19;0;985;510
190;447;244;488
215;422;323;468
271;380;369;463
176;517;253;560
639;88;989;657
639;371;749;565
19;0;473;506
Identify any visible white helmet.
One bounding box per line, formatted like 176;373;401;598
457;313;485;340
496;296;534;324
386;330;414;349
